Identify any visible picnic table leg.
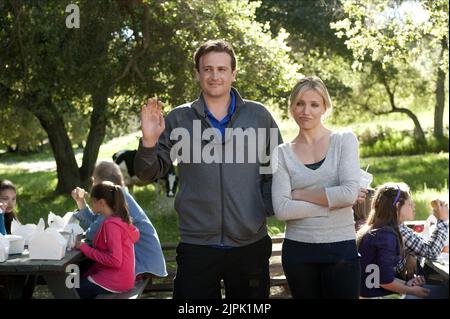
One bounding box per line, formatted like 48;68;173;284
43;273;80;299
3;276;27;299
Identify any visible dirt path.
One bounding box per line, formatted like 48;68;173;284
0;160;57;172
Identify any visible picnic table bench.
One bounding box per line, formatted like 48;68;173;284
96;278;150;299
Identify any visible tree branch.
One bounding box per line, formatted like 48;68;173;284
11;0;27;79
115;0;150;83
378;68;398;111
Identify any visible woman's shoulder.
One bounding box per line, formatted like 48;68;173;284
331;130;357;141
330;130;358;150
275;142;292;151
273;142;294;162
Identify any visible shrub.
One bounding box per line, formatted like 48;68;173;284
357;126;449;157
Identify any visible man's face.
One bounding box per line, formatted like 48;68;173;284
196;51;237;100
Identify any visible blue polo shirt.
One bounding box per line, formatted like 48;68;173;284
205;91;236;138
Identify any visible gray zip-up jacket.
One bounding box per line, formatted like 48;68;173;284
135;88;282;247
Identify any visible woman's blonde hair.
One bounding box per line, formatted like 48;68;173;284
289;76;333;118
92;161;125;186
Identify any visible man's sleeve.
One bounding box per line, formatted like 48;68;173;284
261;114;283;216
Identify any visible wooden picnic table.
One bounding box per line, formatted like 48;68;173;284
0;248;85;299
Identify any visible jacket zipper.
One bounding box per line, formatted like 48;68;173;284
193;100;243;246
194;109;225;245
218;104;243;245
219;162;224;245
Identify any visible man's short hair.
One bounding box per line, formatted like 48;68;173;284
193;39;237;71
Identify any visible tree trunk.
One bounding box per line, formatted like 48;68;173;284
434;38;447;139
6;145;18;153
380;71;427;144
29;98;81;194
391;108;426;142
78;88;110;189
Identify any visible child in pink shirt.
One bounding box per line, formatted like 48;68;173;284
76;181;139;299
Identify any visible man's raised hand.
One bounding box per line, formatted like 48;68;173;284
141;98;165;147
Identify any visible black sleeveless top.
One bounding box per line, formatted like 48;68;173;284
304;157;326;170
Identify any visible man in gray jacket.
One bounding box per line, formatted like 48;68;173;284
135;39;282;299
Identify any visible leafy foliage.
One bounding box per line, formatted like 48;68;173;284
330;0;449;141
0;0;300;191
358;126;449;157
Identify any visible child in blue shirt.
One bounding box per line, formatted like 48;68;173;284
0;179;36;299
0;180;19;235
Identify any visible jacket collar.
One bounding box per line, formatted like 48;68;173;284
191;87;245;118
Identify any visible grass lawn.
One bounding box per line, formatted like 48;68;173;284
361;152;448;220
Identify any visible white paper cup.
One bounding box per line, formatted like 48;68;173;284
360;170;373;189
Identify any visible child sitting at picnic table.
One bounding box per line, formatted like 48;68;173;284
396;198;449;280
0;180;36;299
71;161;167;280
0;180;20;235
76;181;139;299
357;182;431;298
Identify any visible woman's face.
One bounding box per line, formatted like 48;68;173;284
291;89;327;130
0;189;17;213
399;197;415;222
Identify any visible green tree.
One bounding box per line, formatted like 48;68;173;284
0;107;47;152
1;0;139;193
255;0;350;56
253;0;357;119
331;0;448;142
422;0;449;138
0;0;299;193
